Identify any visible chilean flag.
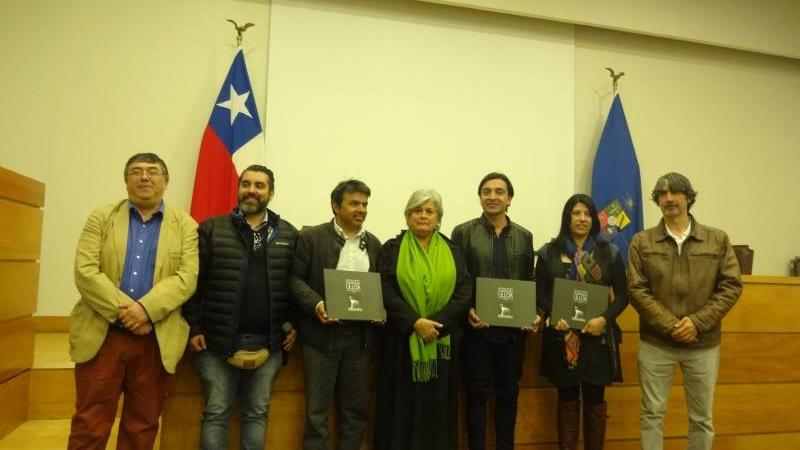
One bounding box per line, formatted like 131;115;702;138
190;49;263;223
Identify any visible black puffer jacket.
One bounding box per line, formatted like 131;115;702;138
183;209;298;354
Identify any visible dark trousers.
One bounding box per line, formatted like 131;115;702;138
464;331;526;450
557;383;606;405
301;329;369;450
68;329;170;450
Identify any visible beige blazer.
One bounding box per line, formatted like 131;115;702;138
70;200;199;373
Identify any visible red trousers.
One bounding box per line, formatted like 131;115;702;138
68;328;170;450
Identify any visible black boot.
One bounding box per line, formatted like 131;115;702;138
557;400;580;450
582;401;607;450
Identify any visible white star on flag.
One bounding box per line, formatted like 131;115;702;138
216;85;253;125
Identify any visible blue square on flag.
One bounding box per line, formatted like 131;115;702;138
208;50;262;155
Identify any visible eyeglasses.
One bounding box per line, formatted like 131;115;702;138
127;168;164;179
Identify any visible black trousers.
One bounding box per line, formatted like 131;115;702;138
557;383;606;405
463;331;526;450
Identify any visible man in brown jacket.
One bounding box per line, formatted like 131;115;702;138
628;172;742;450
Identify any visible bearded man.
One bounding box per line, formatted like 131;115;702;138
183;165;298;450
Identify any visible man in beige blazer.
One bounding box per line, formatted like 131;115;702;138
68;153;198;450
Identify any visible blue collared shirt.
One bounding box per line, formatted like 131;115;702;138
119;202;164;301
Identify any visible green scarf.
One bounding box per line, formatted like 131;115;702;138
396;230;457;382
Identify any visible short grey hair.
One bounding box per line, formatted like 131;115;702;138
404;189;443;221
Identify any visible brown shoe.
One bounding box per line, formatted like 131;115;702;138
583;401;608;450
557;400;580;450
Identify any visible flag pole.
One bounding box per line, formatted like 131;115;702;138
605;67;625;94
226;19;255;47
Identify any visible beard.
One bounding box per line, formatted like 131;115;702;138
238;195;269;214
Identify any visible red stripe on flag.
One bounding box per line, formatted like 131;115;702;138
190;125;239;223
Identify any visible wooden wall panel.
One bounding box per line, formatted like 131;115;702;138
513;432;800;450
154;276;800;449
0;166;42;440
723;278;800;333
619;276;800;333
0;198;43;261
160;391;305;450
509;383;800;444
27;368;76;419
0;371;30;440
616;332;800;386
33;316;70;333
0;317;34;384
0;262;38;322
520;331;800;389
157;381;800;449
0;167;44;208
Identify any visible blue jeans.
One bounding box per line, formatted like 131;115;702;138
197;335;283;450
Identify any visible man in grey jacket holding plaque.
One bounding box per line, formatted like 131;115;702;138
628;172;742;450
290;179;382;450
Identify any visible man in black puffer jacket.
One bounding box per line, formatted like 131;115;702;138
182;165;298;450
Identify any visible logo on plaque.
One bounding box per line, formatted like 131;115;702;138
571;289;588;322
497;287;514;319
345;278;363;312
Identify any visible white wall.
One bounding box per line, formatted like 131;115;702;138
0;0;575;315
264;0;574;242
418;0;800;59
0;0;798;316
0;0;271;315
574;27;800;275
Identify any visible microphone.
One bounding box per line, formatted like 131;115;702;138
281;322;293;366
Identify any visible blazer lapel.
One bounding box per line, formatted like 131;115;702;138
153;208;173;283
111;202;131;285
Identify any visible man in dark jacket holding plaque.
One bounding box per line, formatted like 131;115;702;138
290;179;383;450
451;172;539;450
628;172;742;450
182;165;298;450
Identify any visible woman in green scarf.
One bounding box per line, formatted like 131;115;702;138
373;189;472;450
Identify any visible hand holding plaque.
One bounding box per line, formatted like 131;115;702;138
323;269;385;321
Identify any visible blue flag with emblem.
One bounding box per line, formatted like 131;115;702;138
591;94;642;266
